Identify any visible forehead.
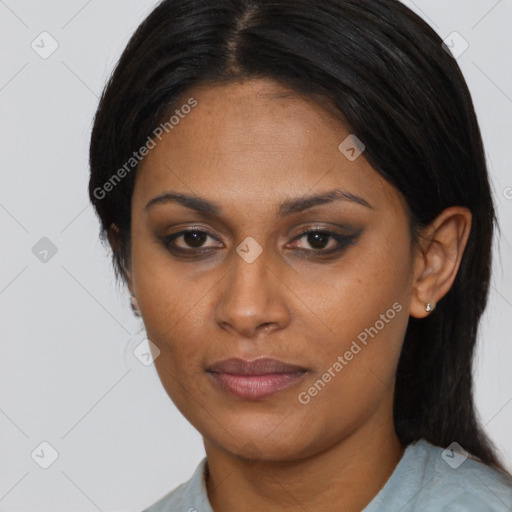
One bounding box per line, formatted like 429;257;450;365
133;78;402;215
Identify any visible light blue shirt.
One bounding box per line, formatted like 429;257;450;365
143;438;512;511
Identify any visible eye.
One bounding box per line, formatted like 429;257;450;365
161;225;360;259
163;228;223;253
288;227;358;254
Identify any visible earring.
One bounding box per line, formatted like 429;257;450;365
110;222;120;233
425;302;435;313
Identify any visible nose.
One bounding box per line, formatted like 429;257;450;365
214;249;291;339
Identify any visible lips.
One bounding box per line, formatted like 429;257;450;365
206;357;307;400
207;357;306;375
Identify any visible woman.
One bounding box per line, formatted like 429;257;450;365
88;0;512;510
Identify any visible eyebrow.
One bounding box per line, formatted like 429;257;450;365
144;188;373;217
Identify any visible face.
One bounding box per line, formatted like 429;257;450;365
128;78;416;461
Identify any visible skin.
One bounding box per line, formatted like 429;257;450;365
120;78;472;511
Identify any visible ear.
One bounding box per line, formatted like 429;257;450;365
409;206;472;318
107;223;137;305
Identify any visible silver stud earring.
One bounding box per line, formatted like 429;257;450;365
425;302;435;313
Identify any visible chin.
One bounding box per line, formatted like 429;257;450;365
207;419;322;463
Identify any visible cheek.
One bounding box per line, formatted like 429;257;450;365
131;250;211;411
319;226;412;342
301;228;413;400
130;233;193;351
130;239;225;385
295;291;409;451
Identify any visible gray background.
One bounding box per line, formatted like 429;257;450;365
1;0;511;510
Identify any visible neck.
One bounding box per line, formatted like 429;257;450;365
204;402;405;512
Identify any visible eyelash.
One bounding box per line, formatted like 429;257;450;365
161;226;359;258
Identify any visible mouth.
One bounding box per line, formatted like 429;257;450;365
206;357;308;400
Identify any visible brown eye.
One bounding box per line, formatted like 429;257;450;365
182;230;209;248
161;226;360;260
163;229;222;252
303;231;332;250
289;228;359;254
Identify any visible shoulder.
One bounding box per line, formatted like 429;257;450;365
364;439;512;512
415;440;512;511
142;457;210;512
143;481;188;512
